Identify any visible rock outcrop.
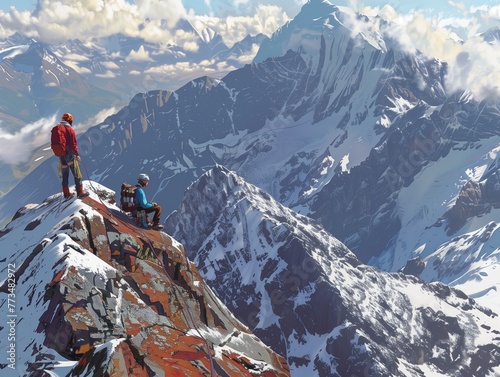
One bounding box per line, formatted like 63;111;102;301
0;182;289;376
438;168;500;235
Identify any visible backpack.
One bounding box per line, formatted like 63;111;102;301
50;124;70;157
120;183;138;212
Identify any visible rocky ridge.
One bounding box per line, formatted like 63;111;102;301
167;166;500;377
0;182;289;376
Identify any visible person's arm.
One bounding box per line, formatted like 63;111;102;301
67;127;79;156
135;188;152;209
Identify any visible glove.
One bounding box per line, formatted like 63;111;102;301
151;202;158;207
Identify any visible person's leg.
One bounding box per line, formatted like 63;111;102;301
60;156;73;198
71;163;80;188
144;204;162;227
70;158;88;198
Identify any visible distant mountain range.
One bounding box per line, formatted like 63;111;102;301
0;21;264;128
0;21;265;198
1;1;500;375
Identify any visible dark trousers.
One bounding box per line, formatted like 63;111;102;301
60;154;81;188
140;204;162;225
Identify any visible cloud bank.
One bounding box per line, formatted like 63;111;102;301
190;5;289;47
346;4;500;101
0;115;56;165
0;107;121;166
0;0;290;47
0;0;185;44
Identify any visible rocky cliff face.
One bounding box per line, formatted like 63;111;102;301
0;182;289;376
439;167;500;235
310;92;500;263
167;166;500;377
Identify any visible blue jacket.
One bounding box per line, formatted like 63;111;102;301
134;187;153;209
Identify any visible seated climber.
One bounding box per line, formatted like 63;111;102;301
134;173;163;230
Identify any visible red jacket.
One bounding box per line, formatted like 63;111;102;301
60;121;79;156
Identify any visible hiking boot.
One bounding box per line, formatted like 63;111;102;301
152;224;164;230
77;184;89;199
62;186;74;199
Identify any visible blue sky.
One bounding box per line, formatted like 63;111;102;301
2;0;498;17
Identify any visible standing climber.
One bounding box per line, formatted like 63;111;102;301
134;173;163;230
51;113;88;199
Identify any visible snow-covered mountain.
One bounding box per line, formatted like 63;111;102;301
166;165;500;376
0;23;264;129
0;34;122;129
0;22;264;202
1;0;500;360
0;0;448;215
0;0;498;310
0;181;289;376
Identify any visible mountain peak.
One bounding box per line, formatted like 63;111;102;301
167;165;355;260
0;181;290;376
253;0;393;73
168;167;500;376
201;27;218;44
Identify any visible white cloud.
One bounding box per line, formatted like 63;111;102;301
62;58;92;75
234;0;250;6
190;5;290;47
449;1;467;12
182;40;199;52
0;115;56;164
0;0;186;44
347;5;500;101
101;61;121;70
137;0;186;28
96;70;118;78
233;43;261;64
140;58;236;91
76;106;121;133
349;0;364;12
126;45;153;62
63;53;90;62
199;0;303;20
445;36;500;100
